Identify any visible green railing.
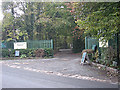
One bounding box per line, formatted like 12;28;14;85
85;37;99;49
2;40;53;49
85;36;118;60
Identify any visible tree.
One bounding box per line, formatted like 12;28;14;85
2;2;76;49
2;2;28;41
34;2;75;49
74;2;119;42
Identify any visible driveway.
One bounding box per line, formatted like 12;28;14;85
2;49;118;84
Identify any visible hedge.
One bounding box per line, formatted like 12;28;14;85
2;48;53;58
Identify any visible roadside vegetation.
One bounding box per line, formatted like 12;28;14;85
2;48;53;59
1;2;120;69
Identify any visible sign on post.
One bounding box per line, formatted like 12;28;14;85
14;42;27;49
15;51;20;56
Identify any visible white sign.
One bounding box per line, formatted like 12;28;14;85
99;37;108;47
14;42;27;49
15;51;20;56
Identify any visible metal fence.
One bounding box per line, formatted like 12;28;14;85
85;36;118;60
2;40;53;49
85;37;99;50
85;36;118;50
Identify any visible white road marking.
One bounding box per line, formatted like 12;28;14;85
3;64;118;84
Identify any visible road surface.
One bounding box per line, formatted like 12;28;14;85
2;64;118;88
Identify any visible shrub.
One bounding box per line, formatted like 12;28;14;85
44;48;53;57
10;49;15;57
34;49;44;57
2;48;53;58
2;49;10;57
27;49;35;57
19;49;36;57
20;54;27;59
101;47;117;66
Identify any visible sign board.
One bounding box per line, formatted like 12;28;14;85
81;52;90;64
81;52;87;64
15;51;20;56
14;42;27;49
99;37;108;47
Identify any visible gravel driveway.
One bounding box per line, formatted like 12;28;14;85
2;49;118;84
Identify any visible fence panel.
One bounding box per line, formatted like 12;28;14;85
85;37;99;49
2;40;53;49
85;36;118;61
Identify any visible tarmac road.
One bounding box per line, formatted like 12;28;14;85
2;64;118;88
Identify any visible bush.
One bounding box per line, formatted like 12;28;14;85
19;49;36;57
44;48;53;57
10;49;15;57
34;49;44;57
95;46;118;67
2;48;53;58
27;49;35;57
20;54;27;59
2;49;10;57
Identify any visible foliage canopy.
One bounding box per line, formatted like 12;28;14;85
73;2;119;41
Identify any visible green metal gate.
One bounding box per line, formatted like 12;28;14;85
85;36;118;61
85;37;99;49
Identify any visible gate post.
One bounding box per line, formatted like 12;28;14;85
85;37;88;49
51;39;54;57
51;39;53;49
